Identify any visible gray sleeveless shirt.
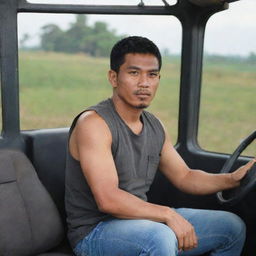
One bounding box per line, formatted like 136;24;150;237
65;98;165;248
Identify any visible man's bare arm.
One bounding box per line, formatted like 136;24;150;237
159;130;256;195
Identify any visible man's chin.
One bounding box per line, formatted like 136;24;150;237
135;104;149;109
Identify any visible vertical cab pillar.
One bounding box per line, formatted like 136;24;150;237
0;0;24;148
176;1;226;160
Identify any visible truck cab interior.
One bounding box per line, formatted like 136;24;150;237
0;0;255;255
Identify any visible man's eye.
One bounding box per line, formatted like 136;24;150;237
149;72;159;77
129;70;139;75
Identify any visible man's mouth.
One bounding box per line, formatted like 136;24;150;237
134;90;151;96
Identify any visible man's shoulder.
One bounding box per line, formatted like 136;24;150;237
74;110;112;146
76;110;108;130
71;98;110;127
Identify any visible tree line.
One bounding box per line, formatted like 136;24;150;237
20;14;256;63
39;15;125;57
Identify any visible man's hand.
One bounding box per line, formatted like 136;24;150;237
231;158;256;184
165;209;198;252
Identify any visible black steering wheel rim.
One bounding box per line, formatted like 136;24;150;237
217;130;256;206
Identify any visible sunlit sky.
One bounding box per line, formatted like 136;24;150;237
18;0;256;56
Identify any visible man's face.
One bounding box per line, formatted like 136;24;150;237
109;53;160;109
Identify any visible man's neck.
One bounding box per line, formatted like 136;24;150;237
111;96;144;134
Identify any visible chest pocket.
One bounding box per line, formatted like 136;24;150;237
146;155;160;185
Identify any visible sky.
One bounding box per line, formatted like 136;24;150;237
18;0;256;56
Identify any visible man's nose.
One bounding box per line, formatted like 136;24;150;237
138;74;149;88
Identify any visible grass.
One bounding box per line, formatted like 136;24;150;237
199;59;255;155
10;51;255;156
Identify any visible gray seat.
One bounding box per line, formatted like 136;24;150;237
0;150;64;256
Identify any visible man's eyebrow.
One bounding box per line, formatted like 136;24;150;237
127;66;140;70
127;66;159;72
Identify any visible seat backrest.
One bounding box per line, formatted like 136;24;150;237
0;150;64;256
23;129;69;224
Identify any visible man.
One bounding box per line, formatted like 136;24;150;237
65;36;255;256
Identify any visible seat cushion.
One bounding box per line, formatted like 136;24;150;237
0;150;64;256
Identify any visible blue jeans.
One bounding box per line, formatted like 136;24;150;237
73;208;246;256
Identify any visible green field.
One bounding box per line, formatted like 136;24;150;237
15;51;256;156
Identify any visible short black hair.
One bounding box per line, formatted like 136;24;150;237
110;36;162;73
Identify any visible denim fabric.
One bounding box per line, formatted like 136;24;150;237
73;208;246;256
177;208;246;256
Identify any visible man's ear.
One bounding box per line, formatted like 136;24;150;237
108;70;118;88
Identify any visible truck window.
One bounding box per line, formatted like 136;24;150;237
18;13;181;143
199;0;255;157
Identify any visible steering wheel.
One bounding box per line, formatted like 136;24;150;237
217;130;256;206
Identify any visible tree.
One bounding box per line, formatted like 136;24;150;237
248;52;256;64
64;15;92;53
40;15;125;57
19;33;30;49
40;24;65;52
80;21;122;57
